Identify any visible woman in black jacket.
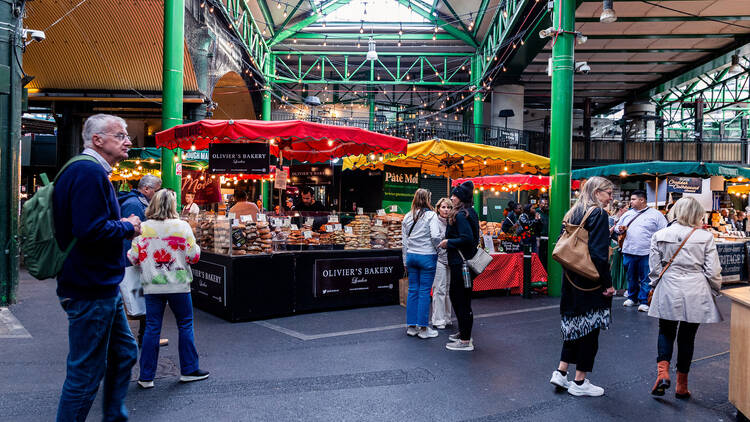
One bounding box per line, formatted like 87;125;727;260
549;176;616;396
439;181;480;352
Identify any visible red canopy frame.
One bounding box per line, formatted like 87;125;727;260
452;175;580;192
155;119;408;164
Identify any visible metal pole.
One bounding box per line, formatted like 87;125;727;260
471;55;483;218
161;0;184;206
547;0;575;298
262;86;272;210
0;0;22;305
368;92;375;130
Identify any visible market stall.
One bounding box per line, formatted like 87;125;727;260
573;161;750;285
155;119;409;321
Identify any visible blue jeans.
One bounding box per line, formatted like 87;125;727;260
57;293;138;422
139;293;200;381
405;253;437;327
623;253;651;304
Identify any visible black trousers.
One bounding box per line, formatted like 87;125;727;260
657;319;700;373
560;328;600;373
449;264;473;341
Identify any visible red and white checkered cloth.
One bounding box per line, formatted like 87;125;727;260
472;253;548;294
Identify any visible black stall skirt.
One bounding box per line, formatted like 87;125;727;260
190;249;403;322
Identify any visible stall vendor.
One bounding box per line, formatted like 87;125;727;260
182;192;200;217
229;190;260;221
294;186;327;213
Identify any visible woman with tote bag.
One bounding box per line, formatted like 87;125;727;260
549;176;616;397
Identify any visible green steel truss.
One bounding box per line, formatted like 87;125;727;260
271;53;472;86
220;0;272;76
476;0;533;80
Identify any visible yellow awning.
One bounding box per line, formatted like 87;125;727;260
343;139;549;178
728;184;750;195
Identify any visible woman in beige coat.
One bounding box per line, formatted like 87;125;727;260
648;197;722;399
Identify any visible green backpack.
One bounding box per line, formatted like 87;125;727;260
20;155;99;280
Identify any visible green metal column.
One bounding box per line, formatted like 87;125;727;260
547;0;575;297
161;0;183;206
471;55;483;218
0;0;22;305
368;92;375;130
261;85;272;209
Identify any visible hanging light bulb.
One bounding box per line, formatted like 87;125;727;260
360;20;364;34
276;1;281;8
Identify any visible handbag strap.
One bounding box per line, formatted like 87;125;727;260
565;272;601;292
564;206;597;228
625;208;648;229
656;227;697;282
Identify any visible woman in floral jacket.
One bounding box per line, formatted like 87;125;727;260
128;189;208;388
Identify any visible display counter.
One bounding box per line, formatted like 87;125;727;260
190;249;402;322
714;239;750;284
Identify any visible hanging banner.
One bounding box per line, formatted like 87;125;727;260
667;177;702;194
208;142;270;174
181;169;222;205
185;149;209;161
382;165;421;209
290;165;333;185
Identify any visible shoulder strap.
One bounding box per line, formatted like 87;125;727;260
625;208;648;228
576;206;598;227
408;209;425;237
53;155;100;184
656;227;697;281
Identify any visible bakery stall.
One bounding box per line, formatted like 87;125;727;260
156;119;408;321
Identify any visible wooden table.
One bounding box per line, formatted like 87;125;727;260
724;286;750;421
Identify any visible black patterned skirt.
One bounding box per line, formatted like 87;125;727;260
561;307;611;341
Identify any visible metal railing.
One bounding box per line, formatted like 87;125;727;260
573;137;749;165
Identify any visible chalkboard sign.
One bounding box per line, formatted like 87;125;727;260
717;241;747;283
500;240;522;253
209;142;269;174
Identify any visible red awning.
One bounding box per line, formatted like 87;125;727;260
155;119;408;163
452;175;580;191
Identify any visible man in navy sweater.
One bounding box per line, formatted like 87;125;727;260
53;114;142;422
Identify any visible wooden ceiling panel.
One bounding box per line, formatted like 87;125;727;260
700;1;750;15
604;39;658;49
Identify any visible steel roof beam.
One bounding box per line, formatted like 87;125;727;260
542;48;714;53
576;16;750;22
586;34;739;39
394;0;478;47
472;0;491;38
275;0;307;33
441;0;475;43
288;33;460;40
256;0;276;36
269;0;353;47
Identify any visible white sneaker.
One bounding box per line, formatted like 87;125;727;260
638;304;649;312
623;299;635;307
137;380;154;389
567;379;604;397
406;326;419;337
418;327;439;339
435;324;446;329
446;340;474;351
549;370;571;389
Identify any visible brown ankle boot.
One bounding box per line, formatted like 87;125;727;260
675;371;691;399
651;361;671;396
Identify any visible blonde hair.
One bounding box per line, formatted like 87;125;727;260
564;176;614;222
145;189;179;220
435;197;452;217
410;188;433;219
670;197;705;228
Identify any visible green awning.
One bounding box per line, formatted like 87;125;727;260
124;147;206;170
572;161;750;181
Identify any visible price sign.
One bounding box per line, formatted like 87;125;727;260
333;223;342;231
228;212;236;219
328;215;339;223
257;214;267;222
271;217;281;227
291;224;299;231
390;205;398;213
377;209;386;216
240;215;253;223
375;219;383;227
357;207;363;215
282;218;291;227
303;231;313;239
325;225;334;232
305;217;314;227
345;226;353;234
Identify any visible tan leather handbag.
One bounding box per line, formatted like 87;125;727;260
552;207;600;281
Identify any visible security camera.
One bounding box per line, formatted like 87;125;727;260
575;62;591;74
23;29;46;46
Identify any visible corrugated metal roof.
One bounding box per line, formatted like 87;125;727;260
23;0;198;92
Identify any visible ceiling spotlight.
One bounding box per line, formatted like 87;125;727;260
539;27;556;38
600;0;617;23
366;37;378;61
728;53;743;76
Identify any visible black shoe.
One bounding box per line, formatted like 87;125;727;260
180;369;210;383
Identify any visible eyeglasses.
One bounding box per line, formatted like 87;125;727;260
99;132;131;142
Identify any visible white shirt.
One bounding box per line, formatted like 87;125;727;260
82;147;113;175
401;209;442;263
616;207;667;256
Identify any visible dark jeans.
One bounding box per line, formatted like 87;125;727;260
657;319;700;373
139;293;200;381
623;253;651;304
57;293;138;422
449;263;473;341
560;328;600;373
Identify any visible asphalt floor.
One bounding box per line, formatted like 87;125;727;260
0;270;743;421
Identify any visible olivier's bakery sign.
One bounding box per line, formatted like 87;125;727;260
314;256;400;297
208;142;270;174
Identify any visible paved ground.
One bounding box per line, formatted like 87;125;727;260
0;270;742;421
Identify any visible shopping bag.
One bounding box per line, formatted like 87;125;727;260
119;266;146;317
399;277;408;307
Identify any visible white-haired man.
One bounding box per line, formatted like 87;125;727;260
53;114;140;421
